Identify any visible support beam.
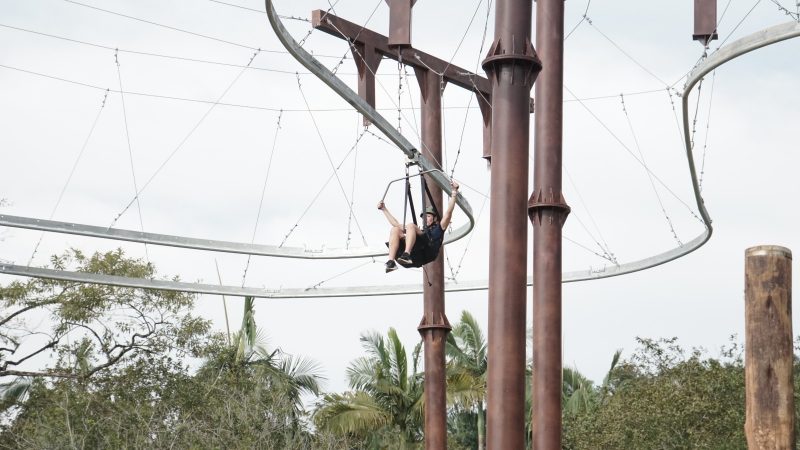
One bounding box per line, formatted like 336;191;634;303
530;0;570;448
311;9;533;160
313;10;492;94
351;42;382;126
483;0;541;448
745;245;794;450
415;67;450;450
693;0;719;45
385;0;416;47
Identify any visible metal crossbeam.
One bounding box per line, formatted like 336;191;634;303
313;9;493;96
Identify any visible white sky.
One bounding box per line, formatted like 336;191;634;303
1;0;799;394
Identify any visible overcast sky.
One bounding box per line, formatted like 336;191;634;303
1;0;799;393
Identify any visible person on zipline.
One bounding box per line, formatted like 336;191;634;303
378;181;459;273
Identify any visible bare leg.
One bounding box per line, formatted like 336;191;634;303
387;225;404;260
403;223;419;253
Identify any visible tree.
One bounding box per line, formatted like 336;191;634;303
198;295;324;427
563;338;747;449
314;328;424;448
1;248;207;380
0;332;347;449
0;250;346;448
446;311;488;450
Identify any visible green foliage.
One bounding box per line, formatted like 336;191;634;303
446;311;488;450
314;328;424;448
0;335;346;449
0;249;347;449
1;248;205;380
563;337;747;450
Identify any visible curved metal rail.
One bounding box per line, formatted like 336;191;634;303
3;13;797;298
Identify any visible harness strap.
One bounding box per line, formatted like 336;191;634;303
407;177;418;226
402;166;418;227
421;175;440;230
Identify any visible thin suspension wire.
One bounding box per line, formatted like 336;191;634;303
305;260;376;291
666;86;688;150
329;0;383;75
717;0;765;48
698;71;717;192
109;49;262;228
295;73;368;247
0;62;291;112
114;50;149;261
325;18;448;175
0;23;361;75
442;0;486;76
620;93;683;246
297;0;342;49
439;0;491;274
440;75;448;174
408;55;455;172
326;0;341;16
0;60;670;113
208;0;265;15
563;165;618;265
564;0;592;41
325;20;440;168
565;210;619;264
767;0;799;21
447;195;487;281
565;87;667;102
241;110;284;287
448;95;473;180
62;0;341;59
564;85;703;223
28;90;110;266
717;0;736;29
688;79;706;163
345;116;362;250
397;59;404;134
448;0;492;180
564;235;619;262
401;65;420;137
279;122;370;247
583;15;672;88
65;0;252;51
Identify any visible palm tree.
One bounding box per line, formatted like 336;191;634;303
0;378;31;409
446;311;488;450
562;349;623;416
197;296;323;424
314;328;424;448
562;366;596;415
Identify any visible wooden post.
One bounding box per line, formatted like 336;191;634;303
745;245;794;450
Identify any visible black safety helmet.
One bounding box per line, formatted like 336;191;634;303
420;206;438;219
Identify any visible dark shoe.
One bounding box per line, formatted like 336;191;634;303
385;260;397;273
397;252;413;265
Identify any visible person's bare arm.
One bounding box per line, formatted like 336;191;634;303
438;182;459;230
377;201;401;227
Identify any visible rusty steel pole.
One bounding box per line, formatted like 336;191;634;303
482;0;541;448
745;246;794;450
530;0;569;448
415;68;450;450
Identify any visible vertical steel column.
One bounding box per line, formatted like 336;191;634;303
745;246;794;449
530;0;569;448
482;1;541;448
415;67;450;450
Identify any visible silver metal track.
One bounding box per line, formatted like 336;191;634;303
4;10;797;298
0;213;464;260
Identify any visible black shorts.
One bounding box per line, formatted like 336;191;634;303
391;234;440;268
